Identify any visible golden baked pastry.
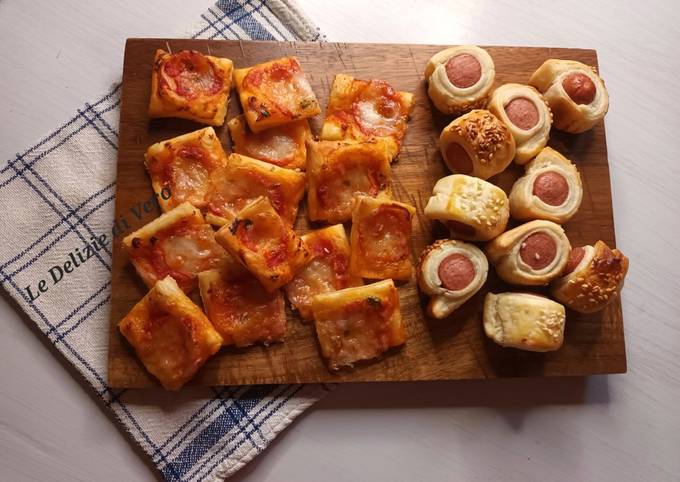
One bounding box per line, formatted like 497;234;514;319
417;239;488;319
439;110;516;180
148;49;233;126
509;147;583;224
529;59;609;133
424;45;495;115
551;240;629;313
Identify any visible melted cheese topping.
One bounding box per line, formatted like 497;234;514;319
243;131;297;163
160;51;222;100
357;205;411;263
236;211;289;269
316;160;386;214
207;167;286;220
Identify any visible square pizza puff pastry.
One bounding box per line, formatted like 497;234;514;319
118;276;223;390
306;138;396;224
145;127;228;212
148;49;233;126
198;267;286;347
320;74;414;154
214;196;311;292
122;202;231;293
227;114;311;171
233;56;321;133
483;292;565;352
285;224;363;322
349;195;416;281
311;279;406;370
205;152;306;227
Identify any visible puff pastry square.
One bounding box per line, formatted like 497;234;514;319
145;127;228;212
227;114;311;171
214;197;311;292
320;74;414;153
306;139;395;223
349;195;415;281
311;279;406;370
148;49;233;126
206;153;306;226
285;224;363;321
122;202;231;293
118;276;223;390
198;268;286;347
233;56;321;133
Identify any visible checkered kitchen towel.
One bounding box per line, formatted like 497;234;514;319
0;1;329;481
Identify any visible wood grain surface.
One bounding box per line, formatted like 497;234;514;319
108;39;626;388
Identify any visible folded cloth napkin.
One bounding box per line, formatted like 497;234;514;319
0;1;329;481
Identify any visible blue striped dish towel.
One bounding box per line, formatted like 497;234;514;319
0;1;329;481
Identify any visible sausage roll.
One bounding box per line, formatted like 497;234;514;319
214;196;311;292
424;45;495;116
487;84;552;164
227;114;312;171
122;202;231;293
417;239;488;319
439;110;516;180
349;195;416;281
483;292;566;352
485;220;571;286
306;139;395;223
148;49;233;126
509;147;583;224
320;74;414;155
551;240;629;313
233;56;321;133
145;127;228;212
118;276;223;390
198;267;286;347
206;153;306;227
311;279;406;370
285;224;363;321
424;174;510;242
529;59;609;133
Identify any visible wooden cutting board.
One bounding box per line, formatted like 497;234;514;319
108;39;626;388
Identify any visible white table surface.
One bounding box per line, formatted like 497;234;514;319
1;1;679;481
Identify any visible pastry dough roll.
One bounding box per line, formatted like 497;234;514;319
487;84;552;164
424;45;495;115
551;240;629;313
417;239;489;319
439;110;516;180
529;59;609;133
424;174;510;242
509;147;583;224
486;220;571;285
483;292;566;352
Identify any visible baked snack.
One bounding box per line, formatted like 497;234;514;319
529;59;609;133
148;49;233;126
320;74;414;153
118;276;223;390
417;239;488;319
509;147;583;224
306;139;395;223
424;174;509;241
424;45;495;115
206;153;306;226
145;127;228;212
227;114;311;171
198;267;286;347
349;195;415;281
485;220;571;286
439;110;516;180
214;196;311;292
483;292;565;352
486;83;552;164
233;56;320;133
122;202;230;293
311;279;406;370
285;224;362;321
551;240;629;313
